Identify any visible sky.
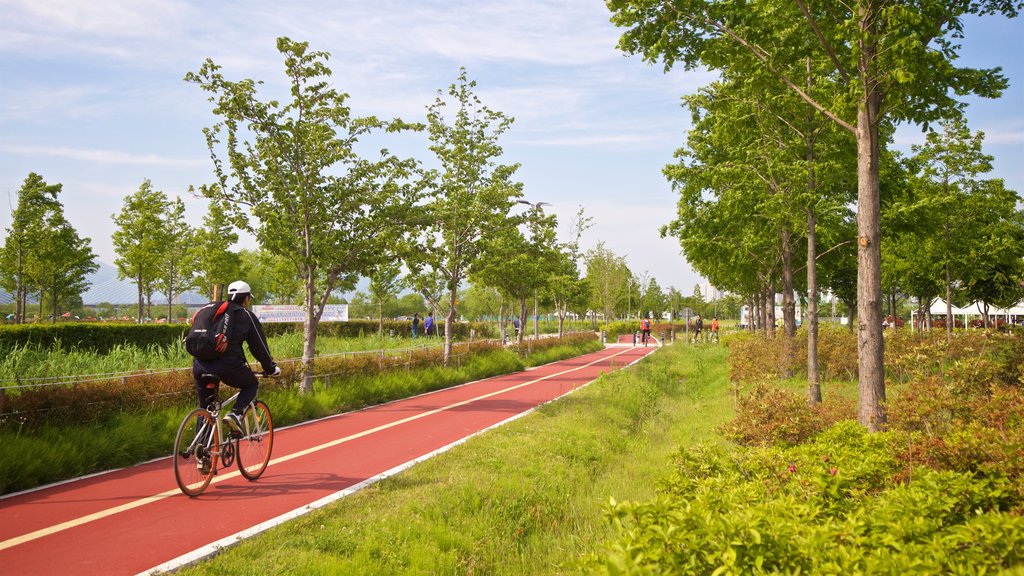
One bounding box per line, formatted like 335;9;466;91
1;0;1022;299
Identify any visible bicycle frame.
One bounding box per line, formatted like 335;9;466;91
174;372;275;496
185;388;244;471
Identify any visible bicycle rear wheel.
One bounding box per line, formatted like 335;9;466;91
236;400;274;480
173;408;219;496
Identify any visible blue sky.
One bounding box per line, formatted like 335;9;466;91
1;0;1022;297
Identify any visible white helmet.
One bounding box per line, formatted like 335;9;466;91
227;280;252;300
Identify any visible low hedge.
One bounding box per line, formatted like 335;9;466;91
0;319;498;355
263;319;495;340
0;323;188;353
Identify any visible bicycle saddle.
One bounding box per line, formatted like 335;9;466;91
199;373;221;389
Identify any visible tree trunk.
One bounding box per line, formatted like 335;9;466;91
807;205;821;405
15;250;24;324
443;287;457;365
765;285;776;337
855;77;886;431
300;274;318;394
518;297;528;344
533;293;539;338
781;228;796;377
945;257;953;343
497;296;506;342
137;279;144;324
168;285;174;324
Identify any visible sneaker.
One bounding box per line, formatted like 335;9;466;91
224;412;244;436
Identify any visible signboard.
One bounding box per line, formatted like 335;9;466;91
252;304;349;323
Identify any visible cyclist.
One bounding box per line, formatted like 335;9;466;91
192;280;279;434
640;315;652;346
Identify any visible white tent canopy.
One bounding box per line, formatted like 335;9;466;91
927;298;1024;317
911;298;1024;330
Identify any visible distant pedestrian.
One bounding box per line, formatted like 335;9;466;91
711;316;719;342
694;315;703;341
512;316;521;338
424;312;434;337
412;313;420;339
640;315;652;346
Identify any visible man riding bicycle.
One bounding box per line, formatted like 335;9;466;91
192;280;279;434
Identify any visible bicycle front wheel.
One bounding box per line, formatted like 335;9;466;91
236;400;274;480
173;408;218;497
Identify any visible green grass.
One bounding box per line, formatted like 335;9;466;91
0;341;599;495
0;333;445;382
175;343;733;575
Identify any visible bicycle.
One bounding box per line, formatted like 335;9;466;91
172;372;275;497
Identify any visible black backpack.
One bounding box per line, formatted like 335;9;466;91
184;301;231;360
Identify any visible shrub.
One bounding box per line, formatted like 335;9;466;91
718;384;856;447
584;423;1024;574
0;323;187;354
262;319;495;340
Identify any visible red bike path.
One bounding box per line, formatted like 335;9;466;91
0;344;655;575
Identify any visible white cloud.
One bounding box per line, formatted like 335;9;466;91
977;120;1024;145
0;143;206;166
4;0;190;37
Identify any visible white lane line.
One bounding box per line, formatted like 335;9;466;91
142;346;656;575
0;347;642;552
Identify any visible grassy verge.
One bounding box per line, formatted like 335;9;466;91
0;333;443;381
0;339;601;496
175;343;733;575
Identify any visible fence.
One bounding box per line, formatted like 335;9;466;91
0;331;596;430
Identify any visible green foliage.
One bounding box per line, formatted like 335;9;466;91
0;335;600;493
261;319;494;340
718;384;856;447
175;333;733;576
410;67;523;362
186;37;422;391
0;322;187;355
112;179;169;322
584;422;1024;574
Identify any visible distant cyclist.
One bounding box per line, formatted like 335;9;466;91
192;280;279;433
640;315;652;346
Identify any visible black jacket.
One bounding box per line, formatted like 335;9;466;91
195;301;276;373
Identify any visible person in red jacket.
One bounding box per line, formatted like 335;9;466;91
640;315;652;346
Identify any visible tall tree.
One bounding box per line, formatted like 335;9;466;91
112;180;169;323
367;259;403;335
187;37;420;392
156;196;196;322
412;68;523;363
35;211;98;323
473;203;559;343
609;0;1021;430
1;173;59;323
909;118;998;341
584;242;629;327
960;179;1024;324
547;206;592;336
190;193;241;300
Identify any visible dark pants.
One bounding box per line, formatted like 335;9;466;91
192;361;258;416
